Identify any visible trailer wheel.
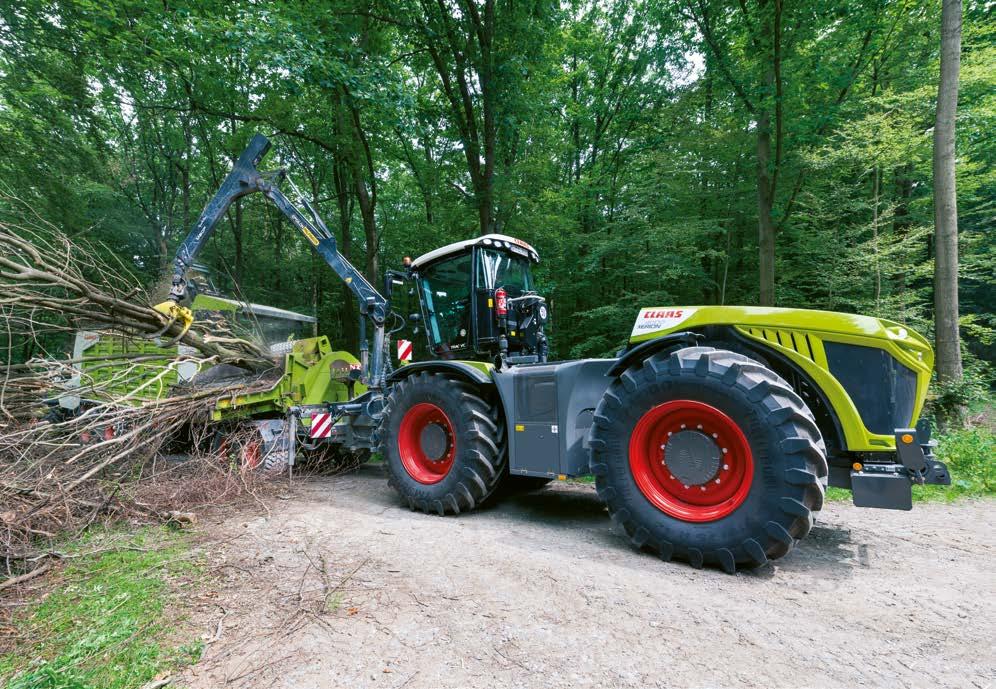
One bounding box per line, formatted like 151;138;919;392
212;422;289;476
381;371;506;515
590;347;827;572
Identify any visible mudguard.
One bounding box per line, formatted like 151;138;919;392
626;306;934;453
385;360;495;387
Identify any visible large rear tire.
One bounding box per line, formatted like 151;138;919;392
589;346;827;572
381;371;506;515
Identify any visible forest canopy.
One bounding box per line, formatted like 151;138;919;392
0;0;992;380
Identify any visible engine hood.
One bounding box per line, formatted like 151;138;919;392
630;305;932;365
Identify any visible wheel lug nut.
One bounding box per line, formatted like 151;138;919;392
669;474;674;480
723;464;729;471
721;448;728;454
683;484;689;489
700;486;706;491
667;432;673;437
696;424;703;429
712;433;718;439
715;478;721;484
680;424;686;429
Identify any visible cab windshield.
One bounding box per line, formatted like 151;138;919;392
476;248;534;294
417;247;536;358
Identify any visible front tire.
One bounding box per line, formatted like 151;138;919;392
589;347;827;572
381;371;506;515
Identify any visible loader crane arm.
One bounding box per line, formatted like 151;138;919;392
155;133;389;385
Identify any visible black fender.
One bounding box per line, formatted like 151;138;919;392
607;332;701;377
386;360;494;388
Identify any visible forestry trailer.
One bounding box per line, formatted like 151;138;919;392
156;133;951;572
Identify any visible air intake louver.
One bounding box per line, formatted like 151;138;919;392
743;327;816;362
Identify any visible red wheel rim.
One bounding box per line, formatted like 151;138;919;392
629;400;753;522
398;402;456;484
241;439;262;470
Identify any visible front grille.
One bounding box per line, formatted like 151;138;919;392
823;341;918;435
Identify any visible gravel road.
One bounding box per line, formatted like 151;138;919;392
180;465;995;689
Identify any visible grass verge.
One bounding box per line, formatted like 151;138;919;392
1;526;203;689
825;422;995;503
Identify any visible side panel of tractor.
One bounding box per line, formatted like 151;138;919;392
491;359;614;479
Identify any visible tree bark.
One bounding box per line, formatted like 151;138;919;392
233;198;244;286
932;0;962;383
416;0;497;236
756;0;780;307
334;154;359;354
756;106;776;307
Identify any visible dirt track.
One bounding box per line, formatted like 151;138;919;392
180;465;995;689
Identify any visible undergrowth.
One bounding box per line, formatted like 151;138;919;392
0;526;203;689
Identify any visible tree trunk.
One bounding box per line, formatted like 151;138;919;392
872;165;881;313
756;1;781;307
932;0;962;384
334;158;358;354
756;106;776;306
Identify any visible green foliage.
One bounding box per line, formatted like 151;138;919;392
0;528;202;689
0;0;992;377
917;423;996;501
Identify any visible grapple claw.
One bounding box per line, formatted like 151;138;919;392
152;301;194;339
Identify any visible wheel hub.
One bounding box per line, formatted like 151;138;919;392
628;400;754;522
664;430;721;486
397;402;457;484
420;423;450;461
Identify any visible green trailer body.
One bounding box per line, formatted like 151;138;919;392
61;292;315;408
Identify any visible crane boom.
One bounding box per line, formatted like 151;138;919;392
155;133;388;385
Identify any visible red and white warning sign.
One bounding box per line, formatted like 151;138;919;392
309;412;333;439
397;339;413;362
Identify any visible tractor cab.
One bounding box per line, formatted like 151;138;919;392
406;234;548;365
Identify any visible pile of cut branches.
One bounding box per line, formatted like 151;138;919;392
0;207;284;574
0;218;271;382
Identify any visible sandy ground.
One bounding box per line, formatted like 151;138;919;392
179;465;995;689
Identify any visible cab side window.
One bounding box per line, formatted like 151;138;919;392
419;253;472;356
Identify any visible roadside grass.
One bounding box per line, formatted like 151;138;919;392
826;422;995;503
911;423;995;501
0;526;203;689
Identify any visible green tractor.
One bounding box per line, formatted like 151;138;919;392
158;133;950;571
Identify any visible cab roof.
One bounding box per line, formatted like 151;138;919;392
410;233;539;269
